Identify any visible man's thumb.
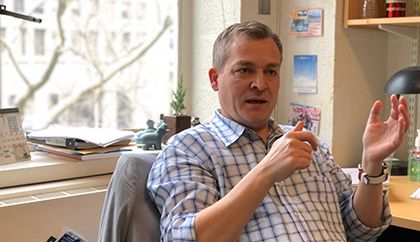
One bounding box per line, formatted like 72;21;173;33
292;121;304;132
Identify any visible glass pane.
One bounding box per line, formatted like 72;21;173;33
0;0;178;130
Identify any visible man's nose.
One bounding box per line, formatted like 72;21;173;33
250;72;267;91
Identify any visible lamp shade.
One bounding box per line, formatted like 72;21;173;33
385;66;420;94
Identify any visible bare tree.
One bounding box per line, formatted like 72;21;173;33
0;0;173;128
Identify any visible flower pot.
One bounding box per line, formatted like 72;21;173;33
163;115;191;143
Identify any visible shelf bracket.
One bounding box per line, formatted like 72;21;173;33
378;24;418;40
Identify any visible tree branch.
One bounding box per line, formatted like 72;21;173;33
15;0;67;114
40;16;173;127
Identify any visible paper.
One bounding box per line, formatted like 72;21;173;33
409;187;420;200
342;168;359;185
293;55;318;94
289;8;323;36
27;125;134;147
289;103;321;135
0;108;31;164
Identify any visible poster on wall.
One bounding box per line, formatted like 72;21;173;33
288;103;321;135
289;8;323;36
293;55;317;94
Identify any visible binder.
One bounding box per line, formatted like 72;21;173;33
27;137;130;150
27;126;134;150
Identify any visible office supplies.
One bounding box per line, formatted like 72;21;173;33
0;108;31;164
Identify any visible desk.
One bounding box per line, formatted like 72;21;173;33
388;176;420;231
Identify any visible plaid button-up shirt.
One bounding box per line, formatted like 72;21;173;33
147;110;391;241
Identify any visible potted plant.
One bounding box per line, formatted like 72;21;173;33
163;78;191;143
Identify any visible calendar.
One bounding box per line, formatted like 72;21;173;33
0;108;31;164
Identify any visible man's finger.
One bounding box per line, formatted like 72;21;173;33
367;100;383;124
292;121;304;132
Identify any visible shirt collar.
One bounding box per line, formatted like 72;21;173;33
210;110;285;147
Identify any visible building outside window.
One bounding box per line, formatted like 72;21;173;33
34;29;45;55
0;0;178;131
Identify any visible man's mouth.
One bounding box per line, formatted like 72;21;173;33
246;99;267;104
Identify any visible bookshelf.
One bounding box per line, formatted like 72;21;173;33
344;0;420;29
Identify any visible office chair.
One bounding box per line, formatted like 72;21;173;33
98;151;161;242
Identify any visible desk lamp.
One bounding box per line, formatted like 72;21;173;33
385;66;420;94
384;66;420;177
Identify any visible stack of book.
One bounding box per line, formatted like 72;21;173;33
27;126;135;160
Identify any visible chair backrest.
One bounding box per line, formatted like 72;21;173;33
98;151;161;242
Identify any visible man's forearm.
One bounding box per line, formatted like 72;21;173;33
195;164;272;242
353;183;384;228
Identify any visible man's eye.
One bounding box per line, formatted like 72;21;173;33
235;67;252;74
266;69;278;76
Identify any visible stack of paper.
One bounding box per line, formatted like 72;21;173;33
27;126;135;149
27;125;135;160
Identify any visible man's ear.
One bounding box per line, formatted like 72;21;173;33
209;68;219;91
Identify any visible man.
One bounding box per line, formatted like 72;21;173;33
147;21;409;241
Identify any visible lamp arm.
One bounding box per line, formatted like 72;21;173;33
0;5;41;23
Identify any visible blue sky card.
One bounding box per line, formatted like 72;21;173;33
293;55;317;93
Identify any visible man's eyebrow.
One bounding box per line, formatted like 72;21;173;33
266;63;280;68
234;60;254;66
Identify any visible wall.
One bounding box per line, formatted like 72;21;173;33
0;191;105;242
277;1;336;150
180;0;241;122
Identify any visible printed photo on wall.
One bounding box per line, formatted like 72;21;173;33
289;103;321;135
289;8;323;36
293;55;317;94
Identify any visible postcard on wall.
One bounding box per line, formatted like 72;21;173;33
288;103;321;135
289;8;323;36
293;55;317;94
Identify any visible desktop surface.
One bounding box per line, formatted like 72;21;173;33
388;176;420;231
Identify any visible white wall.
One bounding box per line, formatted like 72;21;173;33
0;191;105;242
180;0;241;123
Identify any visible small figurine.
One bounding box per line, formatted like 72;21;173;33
191;117;201;127
134;119;156;143
136;123;169;150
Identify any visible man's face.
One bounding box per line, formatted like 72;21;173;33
209;37;281;131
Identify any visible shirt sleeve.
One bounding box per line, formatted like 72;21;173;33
147;133;219;242
318;142;392;241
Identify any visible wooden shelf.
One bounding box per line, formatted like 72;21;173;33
346;16;420;28
344;0;420;29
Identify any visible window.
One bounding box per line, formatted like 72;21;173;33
14;0;24;12
34;3;44;14
0;0;178;190
20;28;26;55
34;29;45;55
0;0;178;131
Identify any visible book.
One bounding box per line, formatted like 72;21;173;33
35;144;134;161
27;126;134;149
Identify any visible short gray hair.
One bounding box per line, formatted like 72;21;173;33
212;21;283;70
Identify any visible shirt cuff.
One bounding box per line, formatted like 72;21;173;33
168;213;197;241
343;191;392;241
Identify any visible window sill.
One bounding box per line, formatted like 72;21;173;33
0;151;119;189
